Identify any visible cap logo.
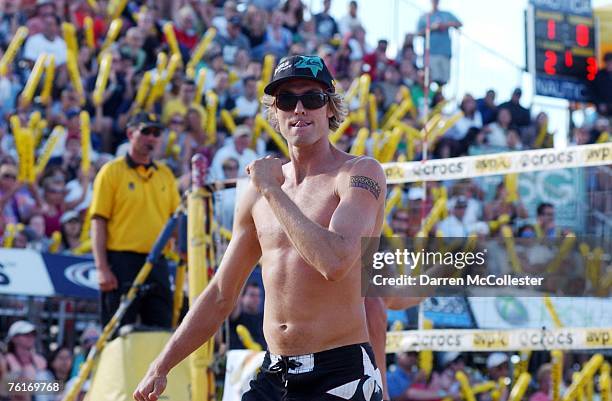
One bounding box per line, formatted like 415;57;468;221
274;59;292;76
296;56;323;77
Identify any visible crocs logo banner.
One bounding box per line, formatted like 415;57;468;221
296;56;323;77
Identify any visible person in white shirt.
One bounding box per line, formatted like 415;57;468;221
209;124;258;181
214;157;239;230
65;154;112;213
447;194;481;226
449;94;483;141
212;1;238;38
235;76;260;118
23;14;67;65
439;195;489;237
437;196;470;237
485;107;512;148
338;0;362;36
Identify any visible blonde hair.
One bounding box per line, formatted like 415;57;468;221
262;91;348;132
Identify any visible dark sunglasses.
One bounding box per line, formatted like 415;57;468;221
140;127;162;137
1;174;16;180
170;119;184;125
275;92;329;111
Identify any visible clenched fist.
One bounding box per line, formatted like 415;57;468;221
246;156;285;193
133;368;167;401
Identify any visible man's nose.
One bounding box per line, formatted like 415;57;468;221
294;100;306;114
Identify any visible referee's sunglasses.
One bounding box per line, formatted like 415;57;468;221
140;127;162;137
275;92;329;111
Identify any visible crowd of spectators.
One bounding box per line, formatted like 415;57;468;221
0;319;98;400
0;0;607;252
384;350;598;401
0;0;609;398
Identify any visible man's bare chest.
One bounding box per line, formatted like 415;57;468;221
251;180;339;243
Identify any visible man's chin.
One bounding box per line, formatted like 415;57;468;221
288;137;315;147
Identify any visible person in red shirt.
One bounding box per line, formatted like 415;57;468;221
173;7;199;51
363;39;396;81
70;0;107;45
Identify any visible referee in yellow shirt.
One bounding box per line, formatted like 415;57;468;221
90;112;180;328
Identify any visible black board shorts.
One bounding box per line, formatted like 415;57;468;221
241;342;383;401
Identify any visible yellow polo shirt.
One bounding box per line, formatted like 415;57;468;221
90;155;181;254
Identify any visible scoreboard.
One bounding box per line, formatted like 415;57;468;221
526;0;597;101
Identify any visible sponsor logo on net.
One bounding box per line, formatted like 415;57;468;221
386;328;610;352
64;261;98;289
411;161;465;178
519;149;575;169
474;156;512;174
584;145;611;163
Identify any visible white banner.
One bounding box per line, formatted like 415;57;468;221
468;297;612;330
0;249;54;296
382;143;612;183
222;350;265;401
385;327;612;353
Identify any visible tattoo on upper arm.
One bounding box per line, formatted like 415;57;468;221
350;175;381;200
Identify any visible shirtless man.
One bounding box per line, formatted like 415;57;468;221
134;55;388;401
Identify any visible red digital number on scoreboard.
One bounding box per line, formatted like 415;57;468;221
544;50;557;75
576;23;589;47
547;19;555;40
564;50;573;67
586;57;597;80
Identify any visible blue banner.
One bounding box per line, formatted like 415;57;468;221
42;253;99;299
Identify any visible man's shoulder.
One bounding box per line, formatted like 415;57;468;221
340;155;384;178
97;156;124;175
336;156;386;200
155;160;175;173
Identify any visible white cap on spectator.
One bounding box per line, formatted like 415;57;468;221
60;210;80;225
233;125;251;138
7;320;36;341
441;351;461;366
407;187;425;200
487;352;509;369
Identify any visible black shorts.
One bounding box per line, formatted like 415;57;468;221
242;343;383;401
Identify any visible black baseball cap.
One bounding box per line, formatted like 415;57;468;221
264;55;335;95
127;112;164;130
